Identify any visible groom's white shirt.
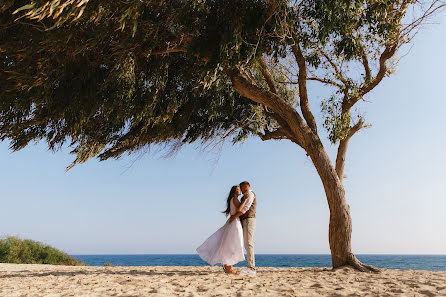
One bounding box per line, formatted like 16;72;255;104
240;189;255;213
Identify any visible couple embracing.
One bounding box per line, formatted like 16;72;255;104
197;181;257;275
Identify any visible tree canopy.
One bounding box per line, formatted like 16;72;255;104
1;0;273;168
3;0;442;168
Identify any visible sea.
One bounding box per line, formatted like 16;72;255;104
72;254;446;271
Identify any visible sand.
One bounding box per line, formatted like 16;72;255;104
1;264;445;296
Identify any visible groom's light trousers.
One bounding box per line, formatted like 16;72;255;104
242;218;256;269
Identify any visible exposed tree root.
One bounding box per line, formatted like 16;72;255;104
333;255;380;273
348;257;380;273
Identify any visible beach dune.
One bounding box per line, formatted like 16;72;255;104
1;263;445;296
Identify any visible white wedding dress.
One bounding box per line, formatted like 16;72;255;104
196;198;245;266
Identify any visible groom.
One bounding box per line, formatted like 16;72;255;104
229;181;256;275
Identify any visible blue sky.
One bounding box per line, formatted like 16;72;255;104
1;14;445;255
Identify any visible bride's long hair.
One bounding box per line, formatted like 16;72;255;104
223;185;239;217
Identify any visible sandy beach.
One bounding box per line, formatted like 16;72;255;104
1;264;445;296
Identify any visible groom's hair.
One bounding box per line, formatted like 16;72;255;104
239;181;250;187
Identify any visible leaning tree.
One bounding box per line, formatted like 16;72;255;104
1;0;444;271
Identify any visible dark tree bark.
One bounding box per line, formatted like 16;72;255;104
305;134;378;271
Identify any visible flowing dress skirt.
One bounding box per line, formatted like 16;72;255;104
196;218;245;266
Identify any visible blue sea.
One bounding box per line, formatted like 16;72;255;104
72;254;446;271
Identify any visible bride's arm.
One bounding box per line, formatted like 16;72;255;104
228;198;248;223
232;197;241;209
236;197;248;213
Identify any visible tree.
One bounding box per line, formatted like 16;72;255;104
1;0;444;271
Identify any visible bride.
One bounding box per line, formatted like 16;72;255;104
196;185;248;274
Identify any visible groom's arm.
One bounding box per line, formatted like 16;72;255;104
228;192;254;223
239;192;254;213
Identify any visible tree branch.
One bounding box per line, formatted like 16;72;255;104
258;129;288;141
259;129;304;147
342;44;397;114
335;118;364;179
150;36;210;62
258;56;278;94
278;77;342;88
224;67;309;147
307;76;343;88
342;0;418;114
151;47;187;55
291;43;318;132
263;107;306;148
151;35;191;55
320;49;348;86
401;0;445;36
359;45;371;83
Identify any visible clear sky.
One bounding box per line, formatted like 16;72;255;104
1;14;445;255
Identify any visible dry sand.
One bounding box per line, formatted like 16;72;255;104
1;263;445;296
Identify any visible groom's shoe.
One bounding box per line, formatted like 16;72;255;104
241;268;256;275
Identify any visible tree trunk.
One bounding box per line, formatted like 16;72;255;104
305;134;378;272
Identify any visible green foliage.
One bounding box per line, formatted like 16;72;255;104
0;0;439;164
1;0;273;168
299;0;405;56
321;97;351;143
0;237;84;265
